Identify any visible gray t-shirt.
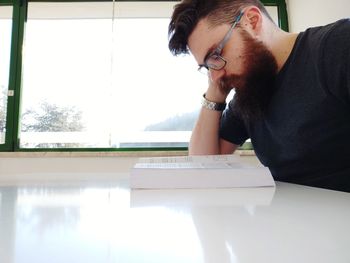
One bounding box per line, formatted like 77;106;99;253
220;19;350;192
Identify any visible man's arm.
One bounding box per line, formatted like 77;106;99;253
189;108;238;155
188;82;239;155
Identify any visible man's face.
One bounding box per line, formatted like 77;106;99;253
188;18;278;121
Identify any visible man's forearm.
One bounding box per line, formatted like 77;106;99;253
189;78;236;155
189;107;222;155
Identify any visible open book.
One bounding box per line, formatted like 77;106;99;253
130;155;275;189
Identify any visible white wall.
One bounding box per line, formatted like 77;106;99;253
286;0;350;32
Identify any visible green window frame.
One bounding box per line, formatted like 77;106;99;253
0;0;288;152
1;0;21;152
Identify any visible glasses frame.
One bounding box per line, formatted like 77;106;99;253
198;11;244;74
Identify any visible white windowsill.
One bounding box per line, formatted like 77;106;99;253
0;150;255;158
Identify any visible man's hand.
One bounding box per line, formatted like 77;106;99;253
205;77;231;104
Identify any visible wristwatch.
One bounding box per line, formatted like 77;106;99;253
201;93;227;111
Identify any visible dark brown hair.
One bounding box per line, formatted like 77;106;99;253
168;0;273;55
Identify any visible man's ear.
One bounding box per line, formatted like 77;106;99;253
241;6;263;37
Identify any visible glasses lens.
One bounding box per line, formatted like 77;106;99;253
206;54;226;70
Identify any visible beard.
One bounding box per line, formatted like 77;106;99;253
219;30;278;122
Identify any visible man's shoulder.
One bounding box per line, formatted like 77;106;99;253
303;19;350;43
323;18;350;33
295;19;350;63
322;19;350;48
311;18;350;30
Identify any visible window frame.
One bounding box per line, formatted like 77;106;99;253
0;0;23;152
1;0;288;152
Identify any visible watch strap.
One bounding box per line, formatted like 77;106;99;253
201;93;227;111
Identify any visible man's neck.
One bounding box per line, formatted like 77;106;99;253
269;30;299;72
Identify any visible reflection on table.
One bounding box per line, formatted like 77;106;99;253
0;174;349;263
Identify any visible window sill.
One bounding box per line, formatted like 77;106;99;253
0;150;255;158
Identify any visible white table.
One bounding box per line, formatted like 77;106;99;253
0;158;349;263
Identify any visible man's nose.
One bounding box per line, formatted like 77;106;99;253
209;68;225;82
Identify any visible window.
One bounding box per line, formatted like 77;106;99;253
20;2;207;149
2;0;288;151
0;6;12;145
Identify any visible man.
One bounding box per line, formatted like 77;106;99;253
168;0;350;192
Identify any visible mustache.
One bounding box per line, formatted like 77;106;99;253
218;74;245;93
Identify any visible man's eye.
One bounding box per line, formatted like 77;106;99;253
208;54;222;62
206;54;222;66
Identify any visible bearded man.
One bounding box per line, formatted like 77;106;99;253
168;0;350;192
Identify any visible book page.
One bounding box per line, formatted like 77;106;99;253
134;162;244;169
137;154;241;164
134;154;258;169
130;154;275;189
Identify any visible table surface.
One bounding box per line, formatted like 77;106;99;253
0;162;349;263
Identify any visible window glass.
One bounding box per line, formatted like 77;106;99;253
0;6;12;144
19;2;280;149
20;2;206;149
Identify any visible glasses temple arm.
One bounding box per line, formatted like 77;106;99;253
216;11;244;52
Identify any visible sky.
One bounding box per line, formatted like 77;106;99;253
21;18;208;134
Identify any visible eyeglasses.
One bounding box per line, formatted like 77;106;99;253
198;11;244;75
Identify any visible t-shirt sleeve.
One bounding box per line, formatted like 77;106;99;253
321;19;350;104
219;98;249;146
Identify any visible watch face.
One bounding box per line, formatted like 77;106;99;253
202;94;226;111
